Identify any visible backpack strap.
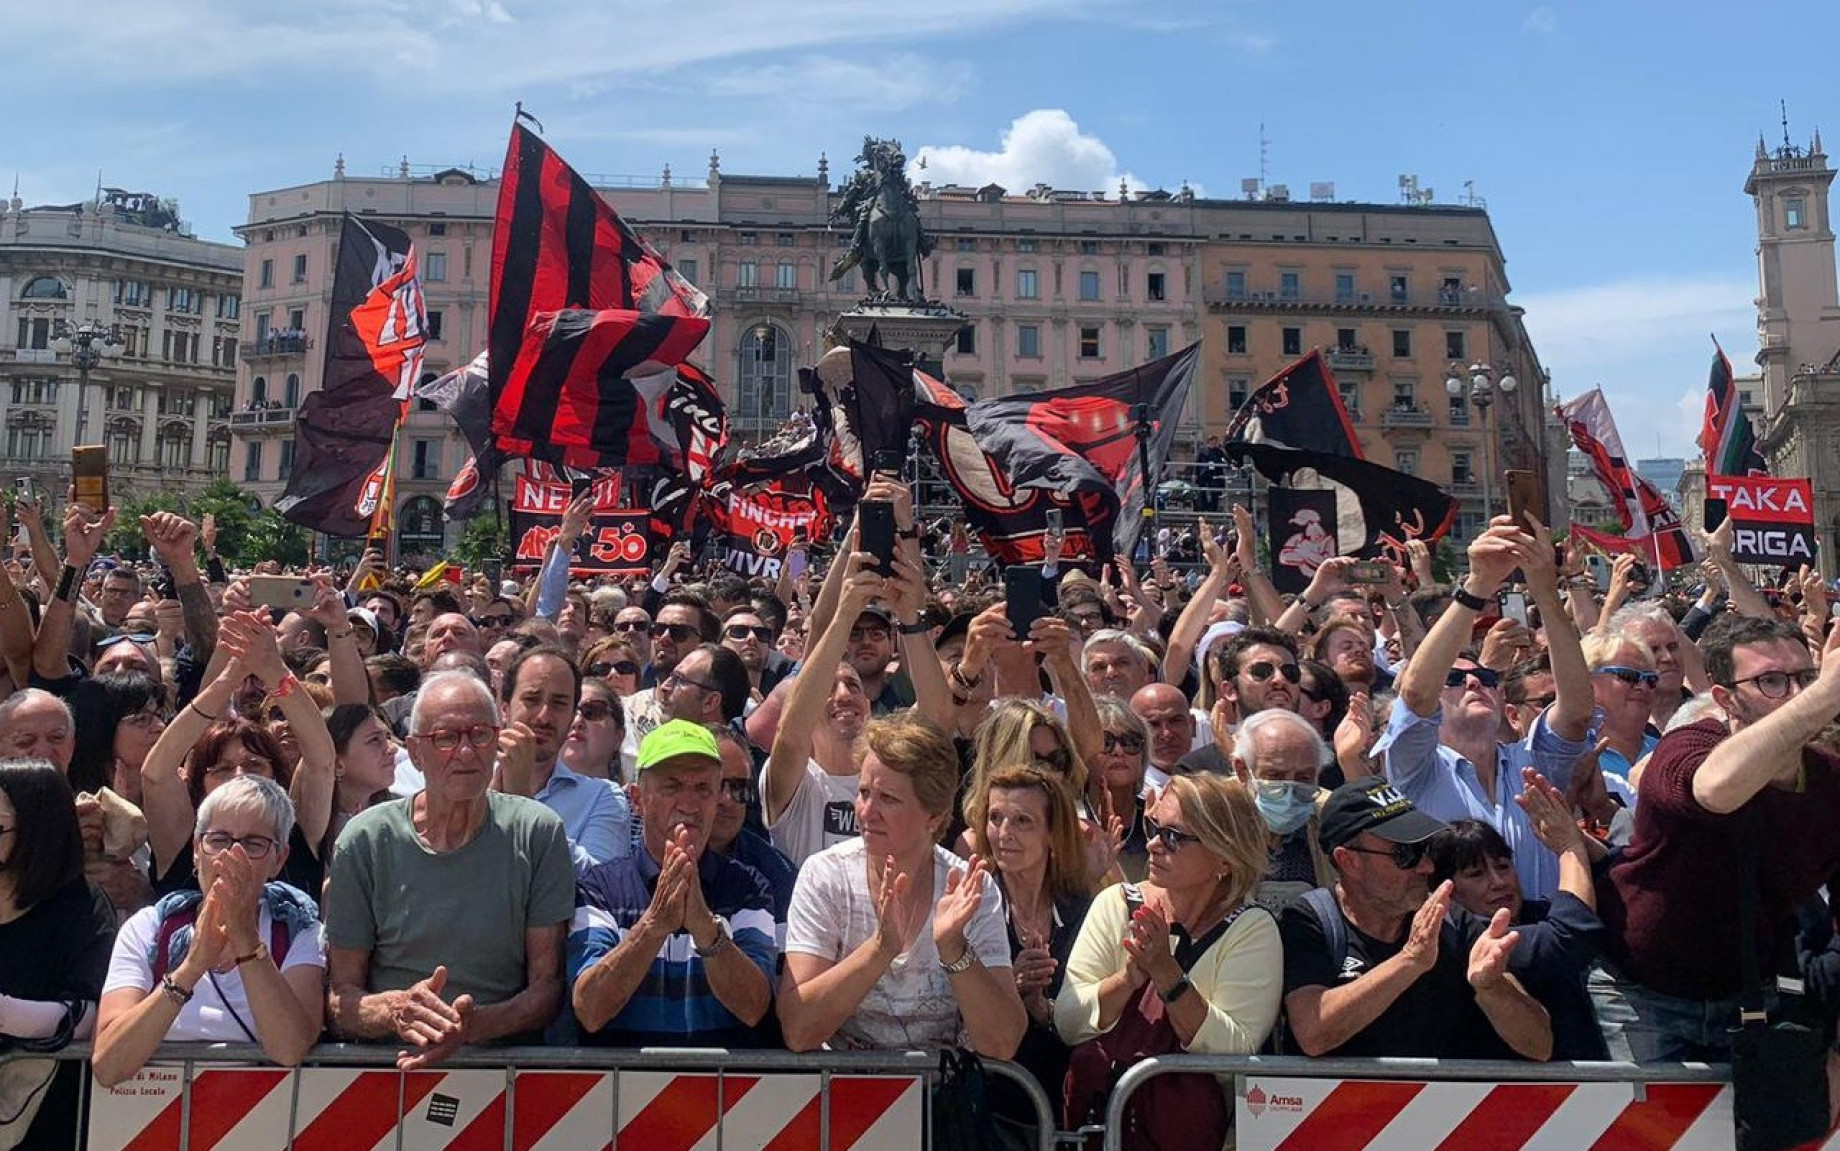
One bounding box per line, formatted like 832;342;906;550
1302;886;1348;975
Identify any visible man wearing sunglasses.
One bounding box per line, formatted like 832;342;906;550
617;594;717;777
1377;519;1596;903
1281;777;1554;1061
1593;614;1840;1066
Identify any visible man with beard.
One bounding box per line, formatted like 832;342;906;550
1377;519;1594;901
618;594;717;776
1594;615;1840;1070
720;607;777;704
567;721;776;1047
1280;778;1553;1059
494;647;631;872
655;644;751;731
843;604;912;715
1313;616;1379;693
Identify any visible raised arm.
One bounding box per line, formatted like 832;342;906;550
33;502;115;681
15;490;60;593
1231;504;1285;626
1275;557;1352;637
1163;521;1237;683
1038;615;1101;767
143;512;218;666
140;658;241;872
1398;522;1527;718
1694;622;1840;814
1517;518;1593;743
1706;519;1773;620
1591;554;1638;637
223;610;337;856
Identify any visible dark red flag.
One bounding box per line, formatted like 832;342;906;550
489;122;709;471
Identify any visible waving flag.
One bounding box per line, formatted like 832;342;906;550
489;120;709;472
277;216;426;537
1697;338;1769;478
1557;387;1696;569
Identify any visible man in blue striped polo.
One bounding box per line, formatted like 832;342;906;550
567;720;778;1046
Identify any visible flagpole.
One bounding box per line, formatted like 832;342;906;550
1133;402;1157;553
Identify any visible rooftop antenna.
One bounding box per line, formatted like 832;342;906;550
1782;100;1793;153
1258;122;1270;189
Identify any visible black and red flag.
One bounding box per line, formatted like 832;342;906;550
1225;351;1457;564
964;343;1201;563
489;120;710;472
276;215;426;537
1698;337;1769;479
417;350;498;521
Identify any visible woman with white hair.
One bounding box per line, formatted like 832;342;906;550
91;775;326;1086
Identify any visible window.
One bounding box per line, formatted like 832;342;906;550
6;426;47;459
209;436;229;473
1146;326;1169;359
1079;326;1101;359
426;310;444;340
956;237;976;252
1225;270;1247;299
1282;327;1302;356
1389;274;1408;302
1336;327;1358;351
677;258;698;286
1017;324;1041;358
1147;272;1166;301
1079;271;1101;301
16;318;50;350
1017;237;1038;253
283;373;301;407
1280;271;1301;300
424;252;448;282
251;376;268;404
1391;329;1412;358
1335;272;1356;301
291;254;308;283
111;385;139;411
115;280;151;307
1228;378;1250;411
168;287;200;314
1448;394;1470;425
738;323;793;426
9;379;56;405
1079;240;1100;255
243;442;263;482
259;259;274;289
161;433;189;470
776;262;796;290
1392;379;1416;409
1147;242;1167;256
428;222;447;236
1740;389;1756;406
956;268;976;298
288;308;306;332
1445;331;1466;360
463;247;473;279
1017;269;1039;299
1451;452;1473;485
412;439;440;480
738;262;757;288
739;232;758;246
955;325;976;355
1338;381;1362;418
1394;450;1419;476
21;276;67;300
1227;325;1248;355
217;294;240;319
277;440;294;480
1440;276;1462;302
1786;198;1807;229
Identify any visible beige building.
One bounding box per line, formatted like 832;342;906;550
1751;130;1840;570
232;156;1554;550
0;189;242;501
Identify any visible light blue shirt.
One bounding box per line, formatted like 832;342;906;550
534;762;633;875
1374;696;1587;901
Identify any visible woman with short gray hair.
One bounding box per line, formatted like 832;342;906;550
91;775;326;1086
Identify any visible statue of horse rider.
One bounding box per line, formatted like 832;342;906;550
829;137;935;304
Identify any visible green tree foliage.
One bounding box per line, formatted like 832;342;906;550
455;515;507;569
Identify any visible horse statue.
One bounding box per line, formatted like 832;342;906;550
829;138;935;304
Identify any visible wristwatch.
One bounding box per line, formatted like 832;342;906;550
940;944;978;975
1158;973;1194;1005
1450;586;1491;612
693;917;733;958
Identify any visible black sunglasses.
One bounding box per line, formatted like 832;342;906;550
725;624;773;642
1143;816;1204;853
1342;840;1431;870
576;700;619;723
1595;666;1658;688
653;623;699;641
586;660;642;679
1245;660;1302;685
1444;666;1501;689
720;779;758;804
1102;731;1146;755
472;614;514;627
613;620;650;633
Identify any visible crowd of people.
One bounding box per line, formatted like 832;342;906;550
2;476;1839;1150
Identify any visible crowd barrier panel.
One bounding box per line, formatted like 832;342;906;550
2;1042;1057;1151
1097;1054;1757;1151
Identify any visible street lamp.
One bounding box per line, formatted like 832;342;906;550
50;320;125;447
1444;360;1517;527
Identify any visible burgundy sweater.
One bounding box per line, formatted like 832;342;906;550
1600;718;1840;1001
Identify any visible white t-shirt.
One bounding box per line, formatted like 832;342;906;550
764;758;859;867
784;837;1011;1051
103;906;326;1042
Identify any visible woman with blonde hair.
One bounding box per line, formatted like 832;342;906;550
1058;773;1282;1145
962;698;1124;882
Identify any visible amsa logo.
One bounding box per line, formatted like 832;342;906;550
1244;1085;1307;1118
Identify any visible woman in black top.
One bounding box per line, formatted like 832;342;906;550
0;761;117;1150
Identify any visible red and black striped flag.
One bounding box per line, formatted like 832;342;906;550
489;121;709;471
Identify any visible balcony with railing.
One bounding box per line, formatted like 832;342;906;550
727;286;802;306
240;334;313;360
228;405;298;434
1326;346;1375;372
1380;403;1436;430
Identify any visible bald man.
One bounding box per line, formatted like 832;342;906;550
1130;682;1198;795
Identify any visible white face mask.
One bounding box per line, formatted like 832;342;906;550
1254;779;1316;836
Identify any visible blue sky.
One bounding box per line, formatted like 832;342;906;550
5;0;1837;462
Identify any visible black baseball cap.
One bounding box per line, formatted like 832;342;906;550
1317;778;1447;855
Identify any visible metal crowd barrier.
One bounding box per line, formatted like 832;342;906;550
1098;1054;1739;1151
5;1042;1059;1151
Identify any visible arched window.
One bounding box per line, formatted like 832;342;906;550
284;373;301;408
399;495;445;555
250;376;268;404
736;322;792;428
20;276;67;300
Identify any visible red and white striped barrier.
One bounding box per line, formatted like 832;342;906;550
90;1064;925;1151
1236;1076;1751;1151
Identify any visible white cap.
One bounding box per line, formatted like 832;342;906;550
500;579;521;597
1195;620;1246;675
346;606;381;636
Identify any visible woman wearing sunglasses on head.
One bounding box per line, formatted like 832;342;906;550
91;775;326;1086
1058;773;1281;1144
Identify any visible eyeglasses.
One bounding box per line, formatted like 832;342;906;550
1143;816;1204;853
586;660;642;679
199;831;279;859
652;623;699;642
1102;731;1146;755
664;670;720;695
1256;778;1319;805
201;757;276;779
1595;666;1658;688
1511;694;1556;710
725;624;773;642
97;633;156;650
122;708;168;730
1444;666;1501;690
1725;668;1819;699
1245;660;1302;685
472;614;514;628
418;725;500;754
576;700;617;723
720;779;758;804
1341;840;1430;870
849;626;892;642
614;620;650;634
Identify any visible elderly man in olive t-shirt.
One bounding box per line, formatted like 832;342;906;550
324;671;575;1069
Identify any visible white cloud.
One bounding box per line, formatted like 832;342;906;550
1523;6;1556;33
914;110;1146;196
708;55;975;112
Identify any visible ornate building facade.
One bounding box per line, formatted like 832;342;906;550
0;190;242;501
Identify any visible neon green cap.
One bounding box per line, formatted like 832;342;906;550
635;719;721;775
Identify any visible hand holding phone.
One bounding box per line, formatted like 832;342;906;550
859;500;897;577
1003;565;1045;638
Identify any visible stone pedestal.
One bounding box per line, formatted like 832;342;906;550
830;301;967;377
